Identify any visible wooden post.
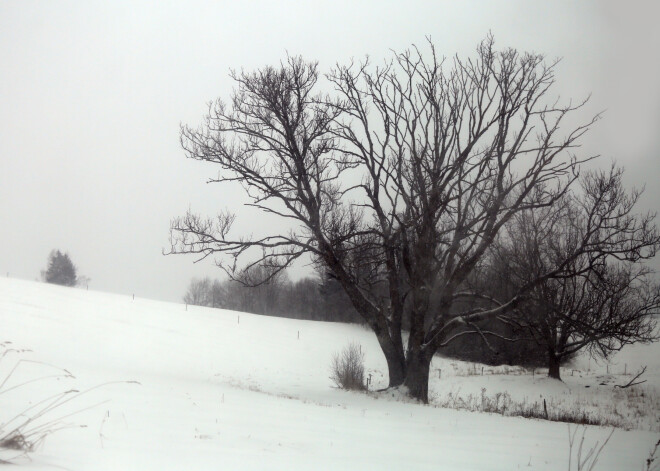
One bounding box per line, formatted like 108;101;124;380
297;330;300;340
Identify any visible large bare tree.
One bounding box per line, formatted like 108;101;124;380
169;37;610;402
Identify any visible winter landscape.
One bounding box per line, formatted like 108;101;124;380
2;2;660;470
1;277;658;470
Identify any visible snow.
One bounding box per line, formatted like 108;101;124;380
0;277;658;470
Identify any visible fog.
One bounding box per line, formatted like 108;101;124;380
1;0;658;303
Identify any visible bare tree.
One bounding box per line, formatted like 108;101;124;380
233;263;288;315
183;277;212;306
169;37;608;402
490;168;660;379
183;277;226;308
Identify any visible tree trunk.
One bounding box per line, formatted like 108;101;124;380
548;351;561;380
322;252;406;387
403;351;433;403
376;333;406;387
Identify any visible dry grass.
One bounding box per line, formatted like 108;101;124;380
0;341;138;461
567;425;615;471
434;387;630;428
646;439;660;471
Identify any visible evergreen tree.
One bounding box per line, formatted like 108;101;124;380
43;250;77;287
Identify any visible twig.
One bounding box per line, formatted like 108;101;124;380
567;425;615;471
614;366;647;389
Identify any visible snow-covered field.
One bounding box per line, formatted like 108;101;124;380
0;277;658;470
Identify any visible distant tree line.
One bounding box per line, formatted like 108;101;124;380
183;266;362;324
185;248;644;371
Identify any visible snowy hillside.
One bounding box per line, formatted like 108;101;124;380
0;277;658;470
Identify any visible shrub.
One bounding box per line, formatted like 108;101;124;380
330;343;366;391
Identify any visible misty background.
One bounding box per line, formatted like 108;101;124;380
1;0;658;303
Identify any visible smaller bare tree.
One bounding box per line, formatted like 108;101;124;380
491;167;660;379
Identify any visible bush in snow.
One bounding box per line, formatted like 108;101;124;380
330;343;366;391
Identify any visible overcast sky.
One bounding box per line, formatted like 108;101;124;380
1;0;658;303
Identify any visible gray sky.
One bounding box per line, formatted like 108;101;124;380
1;0;658;303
